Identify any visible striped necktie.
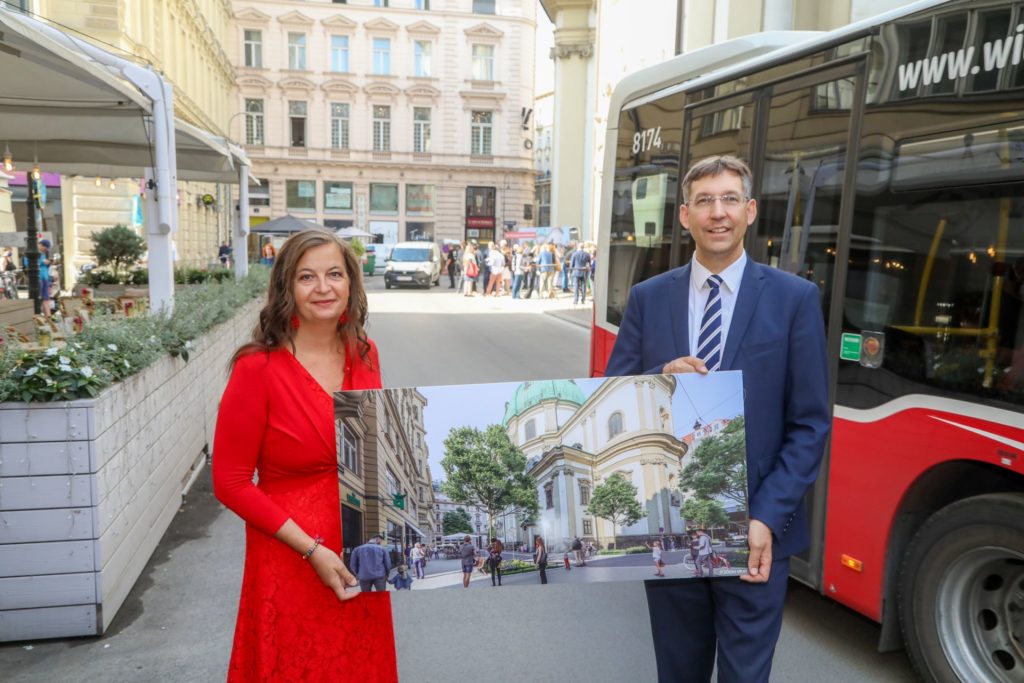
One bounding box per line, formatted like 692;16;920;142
696;274;724;371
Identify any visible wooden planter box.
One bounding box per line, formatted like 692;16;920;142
0;298;262;641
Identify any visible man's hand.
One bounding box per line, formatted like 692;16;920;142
662;356;709;374
309;546;361;601
740;519;773;583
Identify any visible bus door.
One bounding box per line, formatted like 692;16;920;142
683;59;869;589
749;61;868;588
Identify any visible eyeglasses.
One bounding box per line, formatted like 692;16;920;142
688;194;749;211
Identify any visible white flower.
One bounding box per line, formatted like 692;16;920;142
25;366;39;376
59;356;70;365
124;360;130;368
107;344;118;352
59;365;71;373
45;378;53;386
45;347;59;357
81;366;94;378
184;340;192;349
149;336;158;344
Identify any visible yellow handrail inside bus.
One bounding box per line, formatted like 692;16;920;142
913;218;947;327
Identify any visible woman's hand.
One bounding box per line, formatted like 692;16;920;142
308;546;360;601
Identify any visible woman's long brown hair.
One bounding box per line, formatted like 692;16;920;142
230;229;370;368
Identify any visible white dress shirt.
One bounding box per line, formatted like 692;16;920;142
688;251;747;358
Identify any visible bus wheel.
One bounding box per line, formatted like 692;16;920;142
898;493;1024;683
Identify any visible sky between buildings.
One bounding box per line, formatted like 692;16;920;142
421;371;744;483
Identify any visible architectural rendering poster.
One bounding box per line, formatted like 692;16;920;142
333;372;749;590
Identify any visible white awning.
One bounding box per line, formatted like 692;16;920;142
0;7;248;182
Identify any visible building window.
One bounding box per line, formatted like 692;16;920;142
416;0;430;8
580;484;590;506
336;422;361;476
544;484;553;509
406;184;434;215
244;99;264;145
414;41;432;77
386;467;400;497
473;0;496;14
471;44;494;81
248;180;270;207
324;181;353;212
608;411;624;439
372;105;391;151
583;519;593;536
330;35;349;73
524;419;536;440
288;33;307;70
412;107;431;153
243;30;262;68
330;103;350;149
471;110;493;155
370;183;399;214
372;37;391;75
375;0;389;6
288;101;307;147
286;180;316;211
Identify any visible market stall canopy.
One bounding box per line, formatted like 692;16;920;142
251;214;323;234
0;7;248;182
335;226;376;239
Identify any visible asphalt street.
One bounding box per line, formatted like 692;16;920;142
0;281;917;682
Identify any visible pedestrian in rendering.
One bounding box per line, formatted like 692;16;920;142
459;535;476;588
487;537;504;586
605;154;830;682
411;543;426;579
563;550;571;572
387;565;413;591
693;529;714;578
650;540;666;577
571;536;586;567
534;536;548;585
212;229;397;681
351;535;393;592
446;247;459;289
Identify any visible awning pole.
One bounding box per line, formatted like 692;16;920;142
234;163;250;280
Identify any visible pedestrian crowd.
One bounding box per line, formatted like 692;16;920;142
443;239;597;304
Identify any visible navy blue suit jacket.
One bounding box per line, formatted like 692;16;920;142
605;260;831;559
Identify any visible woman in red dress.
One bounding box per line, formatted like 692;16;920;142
213;230;397;682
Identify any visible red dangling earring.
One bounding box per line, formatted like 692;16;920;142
290;314;300;330
338;311;349;326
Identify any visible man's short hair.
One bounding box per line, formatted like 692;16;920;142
463;535;471;541
370;534;383;542
681;155;753;204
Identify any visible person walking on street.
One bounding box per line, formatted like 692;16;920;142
350;535;392;592
570;243;592;305
486;242;505;296
446;247;459;289
463;244;479;296
511;244;526;299
604;154;831;683
459;535;476;588
534;536;548;585
538;244;556;298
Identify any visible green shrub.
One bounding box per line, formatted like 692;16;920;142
91;224;145;279
80;269;120;286
0;267;269;402
501;559;538;575
126;268;148;286
597;549;625;555
624;546;650;554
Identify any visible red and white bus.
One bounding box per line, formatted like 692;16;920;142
590;1;1024;680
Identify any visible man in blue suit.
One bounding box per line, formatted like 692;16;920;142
605;155;831;682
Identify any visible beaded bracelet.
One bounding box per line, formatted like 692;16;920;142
302;536;323;560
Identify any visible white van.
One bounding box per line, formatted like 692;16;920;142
383;241;442;289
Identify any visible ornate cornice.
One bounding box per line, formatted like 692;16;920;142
322;13;357;30
406;20;441;35
550;42;593;60
464;22;504;40
277;10;315;27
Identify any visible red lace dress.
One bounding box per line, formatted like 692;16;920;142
212;343;397;682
